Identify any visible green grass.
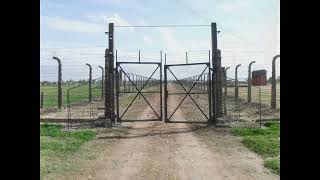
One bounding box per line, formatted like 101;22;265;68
232;122;280;174
264;158;280;174
40;84;102;108
40;123;96;178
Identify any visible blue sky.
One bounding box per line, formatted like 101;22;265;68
40;0;280;81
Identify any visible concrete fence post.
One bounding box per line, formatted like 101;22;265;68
53;57;62;108
271;54;280;109
86;63;92;102
248;61;256;103
235;64;241;100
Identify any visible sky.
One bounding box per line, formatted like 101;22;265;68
40;0;280;81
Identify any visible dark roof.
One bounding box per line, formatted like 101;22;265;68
252;69;267;74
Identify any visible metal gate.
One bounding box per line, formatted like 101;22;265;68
116;61;162;122
164;63;212;123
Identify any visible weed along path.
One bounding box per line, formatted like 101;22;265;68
63;83;278;180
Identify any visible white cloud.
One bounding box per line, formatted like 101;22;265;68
107;14;134;31
42;13;134;33
42;16;104;33
219;0;251;13
85;13;134;31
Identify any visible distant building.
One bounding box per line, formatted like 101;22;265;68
252;70;267;86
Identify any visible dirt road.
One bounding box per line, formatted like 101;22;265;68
65;84;278;180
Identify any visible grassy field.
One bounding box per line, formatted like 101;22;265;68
40;123;96;178
40;84;102;108
232;122;280;174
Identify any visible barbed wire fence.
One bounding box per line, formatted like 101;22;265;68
40;46;280;128
221;58;280;128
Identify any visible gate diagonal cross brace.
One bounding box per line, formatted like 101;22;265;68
118;65;160;119
167;66;209;120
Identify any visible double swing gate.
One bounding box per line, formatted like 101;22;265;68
115;60;212;123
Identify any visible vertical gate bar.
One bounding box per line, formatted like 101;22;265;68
160;51;163;121
116;63;120;122
164;65;168;122
208;65;212;122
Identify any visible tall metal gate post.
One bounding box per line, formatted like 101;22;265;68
105;23;115;126
211;22;218;124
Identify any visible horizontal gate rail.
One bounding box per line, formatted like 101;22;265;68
116;61;160;64
165;62;210;67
